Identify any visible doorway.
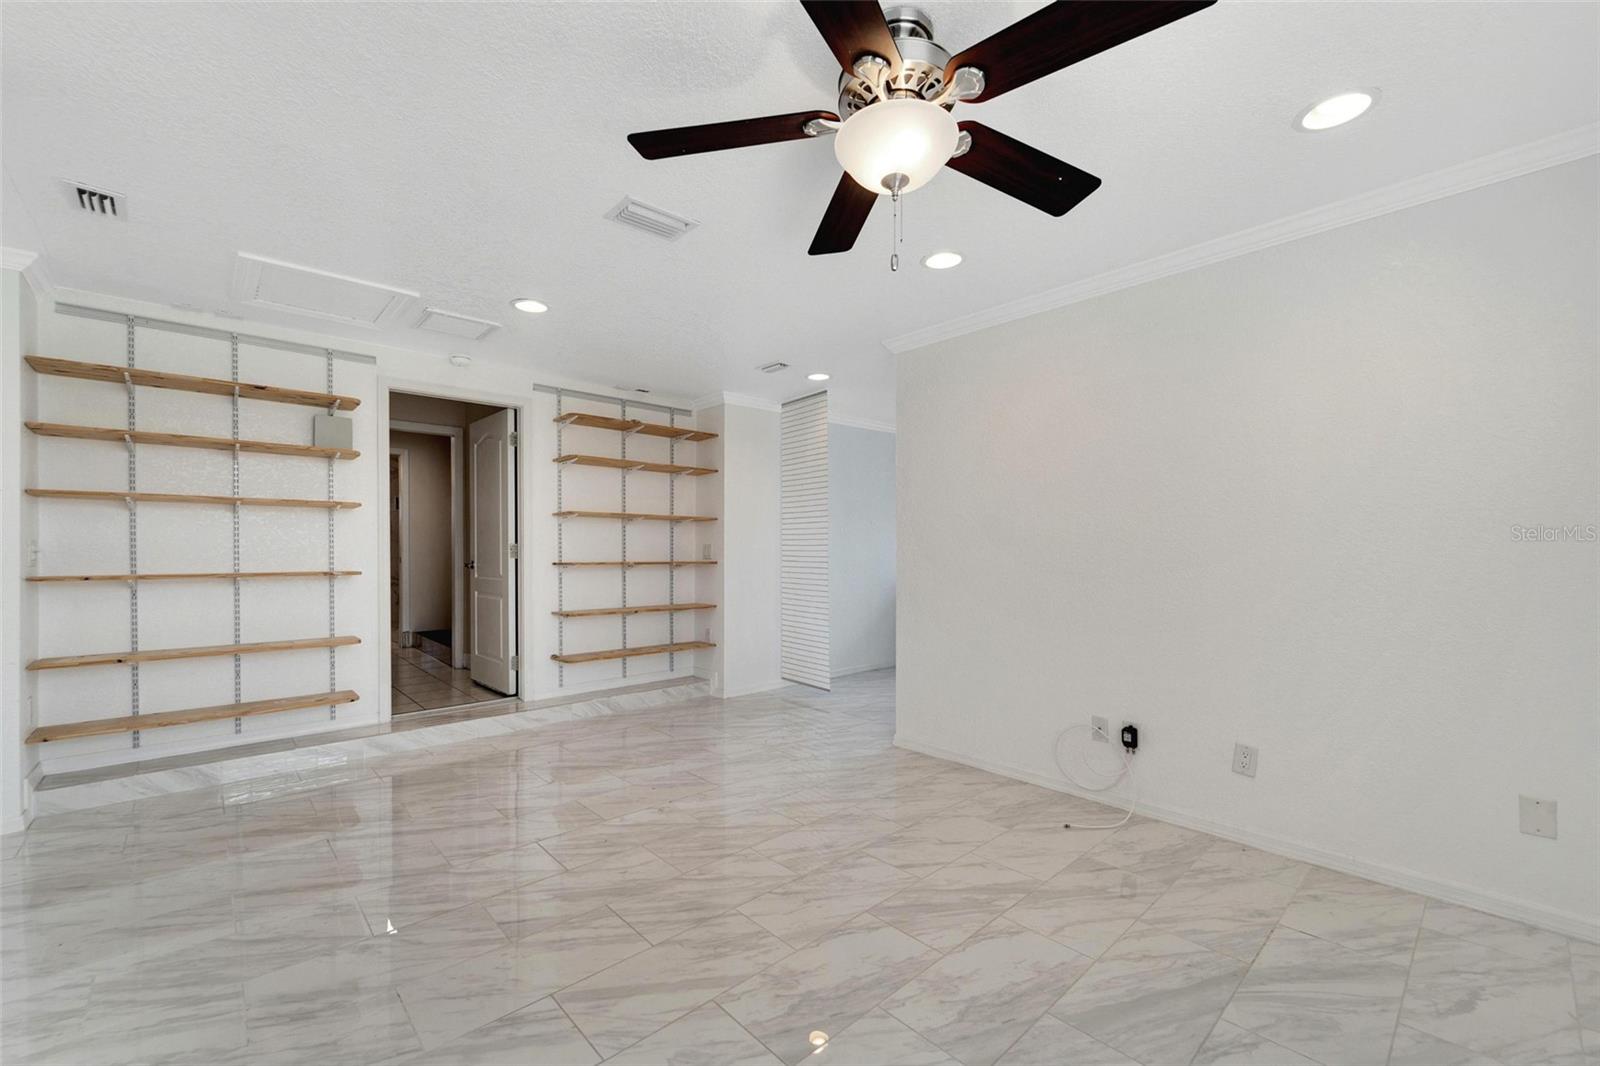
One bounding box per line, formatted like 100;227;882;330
388;390;519;714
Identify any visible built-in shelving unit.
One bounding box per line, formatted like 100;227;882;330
554;510;716;523
26;422;360;460
27;488;362;509
554;411;716;441
26;690;361;744
25;340;362;749
553;454;715;476
28;571;361;583
28;635;362;672
25;356;362;410
553;603;716;618
553;560;716;568
551;640;715;665
552;396;717;679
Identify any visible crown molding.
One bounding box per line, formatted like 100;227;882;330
691;390;781;413
0;247;36;272
829;412;896;434
0;246;53;298
885;123;1600;354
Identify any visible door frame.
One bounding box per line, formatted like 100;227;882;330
390;419;465;667
388;446;412;645
376;382;526;721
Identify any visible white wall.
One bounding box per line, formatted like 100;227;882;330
698;401;783;698
829;422;895;677
390;429;452;633
895;158;1599;938
1;267;40;833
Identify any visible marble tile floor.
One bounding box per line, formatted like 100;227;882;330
2;669;1593;1066
391;644;507;714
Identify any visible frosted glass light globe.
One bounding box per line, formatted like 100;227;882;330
834;98;959;195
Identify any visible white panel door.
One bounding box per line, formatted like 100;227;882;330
469;408;517;694
781;391;830;689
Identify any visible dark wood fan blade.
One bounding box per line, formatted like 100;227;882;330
946;0;1215;103
946;122;1102;217
809;173;878;255
628;111;839;159
800;0;902;76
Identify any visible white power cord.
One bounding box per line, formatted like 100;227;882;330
1053;723;1138;830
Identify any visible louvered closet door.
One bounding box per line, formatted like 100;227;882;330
781;391;830;689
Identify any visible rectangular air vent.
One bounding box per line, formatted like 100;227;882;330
759;361;790;374
63;180;125;219
230;252;418;328
413;307;500;340
605;197;699;241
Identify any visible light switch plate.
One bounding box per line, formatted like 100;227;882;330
1519;796;1557;839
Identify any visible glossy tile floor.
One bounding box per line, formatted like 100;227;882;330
3;671;1595;1065
391;643;506;713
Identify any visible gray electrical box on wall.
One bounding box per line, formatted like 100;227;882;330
313;413;353;450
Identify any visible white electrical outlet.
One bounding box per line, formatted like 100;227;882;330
1091;716;1109;742
1232;743;1258;778
702;543;711;560
1519;796;1557;839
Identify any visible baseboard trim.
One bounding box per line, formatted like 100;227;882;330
895;732;1599;944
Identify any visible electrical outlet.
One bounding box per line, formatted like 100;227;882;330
702;543;711;560
703;626;711;643
1519;796;1557;839
1091;716;1109;742
1232;743;1258;778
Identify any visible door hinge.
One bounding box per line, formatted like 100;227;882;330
508;431;520;447
510;655;521;670
507;543;520;558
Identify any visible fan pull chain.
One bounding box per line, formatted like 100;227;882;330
889;186;903;272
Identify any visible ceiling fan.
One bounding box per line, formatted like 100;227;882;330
628;1;1215;256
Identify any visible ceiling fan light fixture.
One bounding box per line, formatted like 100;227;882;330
922;250;962;270
1298;91;1375;131
834;98;959;196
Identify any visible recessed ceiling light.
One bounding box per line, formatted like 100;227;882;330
448;353;471;368
922;251;963;270
807;372;830;382
1298;91;1375;131
511;298;549;314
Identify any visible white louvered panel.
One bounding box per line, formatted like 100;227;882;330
780;391;830;690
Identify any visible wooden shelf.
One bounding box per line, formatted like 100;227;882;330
553;510;716;523
552;560;717;568
551;640;715;664
553;603;716;618
27;488;362;509
553;454;716;476
28;635;361;672
26;422;360;460
29;571;361;583
554;412;715;441
26;690;360;744
26;356;361;410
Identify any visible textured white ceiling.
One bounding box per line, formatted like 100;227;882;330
3;2;1596;423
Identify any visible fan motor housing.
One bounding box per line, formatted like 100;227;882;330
836;6;952;115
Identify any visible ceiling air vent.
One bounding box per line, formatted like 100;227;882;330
63;180;125;219
413;307;500;341
605;197;699;241
759;361;789;374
